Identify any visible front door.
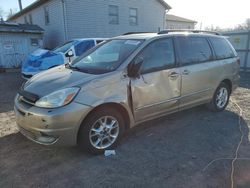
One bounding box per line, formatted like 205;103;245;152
130;38;181;122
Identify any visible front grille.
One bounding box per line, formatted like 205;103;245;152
17;107;25;116
22;74;32;79
18;89;39;104
18;95;35;106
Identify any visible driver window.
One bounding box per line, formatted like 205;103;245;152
138;38;175;74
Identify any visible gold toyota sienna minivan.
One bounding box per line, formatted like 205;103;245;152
15;30;240;154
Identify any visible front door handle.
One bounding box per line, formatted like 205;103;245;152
169;72;179;78
182;69;190;75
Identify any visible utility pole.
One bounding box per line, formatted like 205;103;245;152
18;0;23;11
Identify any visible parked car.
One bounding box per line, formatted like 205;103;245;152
15;31;240;154
21;38;106;79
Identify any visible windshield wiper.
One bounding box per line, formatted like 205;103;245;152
65;63;91;73
65;63;80;71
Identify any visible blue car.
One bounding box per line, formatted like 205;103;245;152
22;38;106;79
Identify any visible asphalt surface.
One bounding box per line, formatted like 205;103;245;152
0;72;250;188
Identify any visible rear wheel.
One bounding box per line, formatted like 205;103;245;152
78;107;125;154
207;82;230;112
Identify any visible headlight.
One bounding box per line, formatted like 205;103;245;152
35;87;80;108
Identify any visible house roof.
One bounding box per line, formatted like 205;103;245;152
0;22;44;34
8;0;50;21
157;0;172;9
8;0;171;21
166;14;197;23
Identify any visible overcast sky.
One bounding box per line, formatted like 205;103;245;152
0;0;249;29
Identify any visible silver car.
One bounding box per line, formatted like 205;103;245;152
14;31;240;154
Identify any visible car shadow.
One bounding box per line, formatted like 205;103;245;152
0;72;24;113
0;105;249;188
240;72;250;89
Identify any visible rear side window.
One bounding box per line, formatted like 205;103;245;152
209;37;236;60
175;37;212;65
138;38;175;74
75;40;95;56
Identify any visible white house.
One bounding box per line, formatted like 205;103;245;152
0;22;43;68
8;0;171;49
165;14;197;30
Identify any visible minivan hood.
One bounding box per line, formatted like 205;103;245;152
23;66;101;97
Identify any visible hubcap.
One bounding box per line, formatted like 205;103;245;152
89;116;119;149
216;87;228;109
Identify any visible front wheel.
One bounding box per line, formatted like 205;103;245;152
78;107;125;154
207;82;230;112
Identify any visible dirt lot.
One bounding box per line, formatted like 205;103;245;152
0;72;250;188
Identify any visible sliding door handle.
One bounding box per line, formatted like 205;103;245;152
168;72;179;78
182;69;190;75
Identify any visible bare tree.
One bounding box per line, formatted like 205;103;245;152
245;18;250;29
232;18;250;30
6;8;18;19
0;7;4;19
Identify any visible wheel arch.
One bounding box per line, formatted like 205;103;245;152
78;102;131;135
221;79;232;94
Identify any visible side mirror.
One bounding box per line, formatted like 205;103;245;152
65;50;74;58
127;57;143;78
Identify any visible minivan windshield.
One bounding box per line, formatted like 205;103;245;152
53;41;75;53
70;39;144;74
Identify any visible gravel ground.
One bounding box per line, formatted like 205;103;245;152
0;72;250;188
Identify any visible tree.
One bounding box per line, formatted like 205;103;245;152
0;7;4;20
6;8;18;20
232;18;250;31
245;18;250;29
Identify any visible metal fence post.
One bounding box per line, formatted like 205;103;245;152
243;30;250;71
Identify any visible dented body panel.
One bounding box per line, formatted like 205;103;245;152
131;68;181;122
14;32;240;146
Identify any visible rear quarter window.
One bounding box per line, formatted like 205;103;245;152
209;37;236;60
175;37;213;66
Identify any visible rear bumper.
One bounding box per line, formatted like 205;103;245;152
14;96;92;146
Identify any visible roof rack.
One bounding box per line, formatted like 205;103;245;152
158;29;221;35
122;32;155;35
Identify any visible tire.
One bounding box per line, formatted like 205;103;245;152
78;107;125;154
207;82;230;112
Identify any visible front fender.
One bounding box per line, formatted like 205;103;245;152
74;78;135;127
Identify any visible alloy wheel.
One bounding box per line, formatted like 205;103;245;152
89;116;119;149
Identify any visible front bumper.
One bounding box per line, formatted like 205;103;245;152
21;71;40;80
14;96;92;146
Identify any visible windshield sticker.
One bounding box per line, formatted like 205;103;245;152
125;40;141;45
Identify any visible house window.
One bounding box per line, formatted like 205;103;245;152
24;16;28;24
29;14;33;24
31;38;39;46
129;8;138;26
109;5;119;25
44;6;50;25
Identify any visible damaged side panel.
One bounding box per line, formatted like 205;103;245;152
74;72;135;127
130;69;181;122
